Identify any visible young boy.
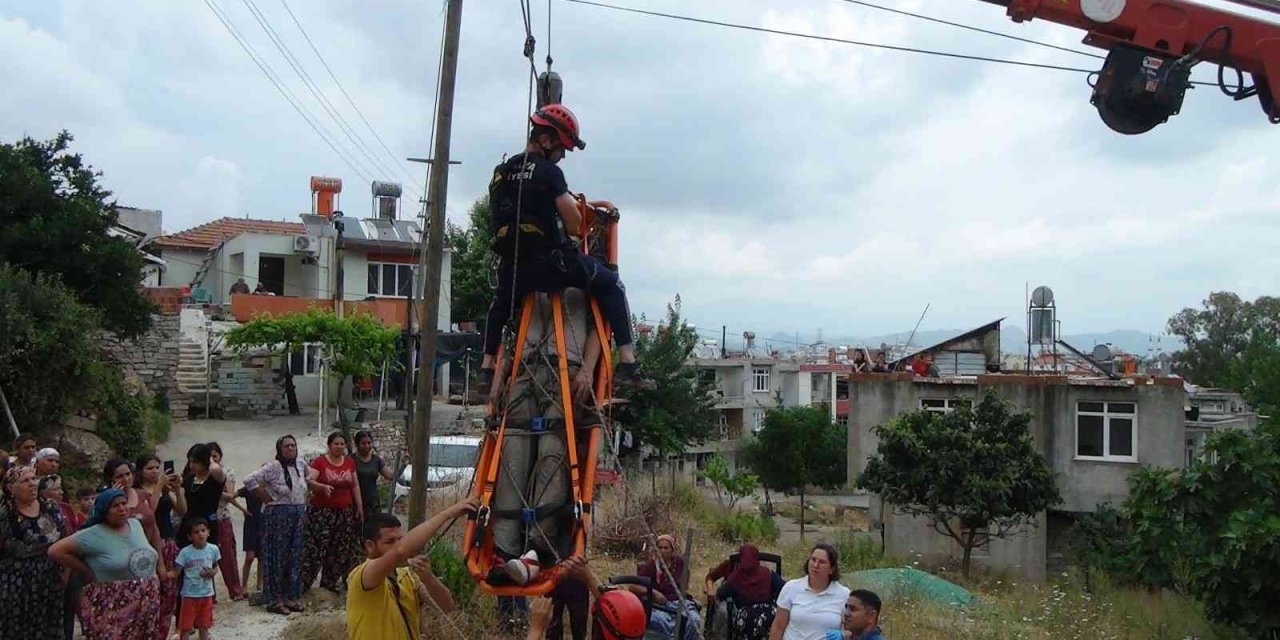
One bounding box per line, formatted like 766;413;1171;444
170;517;223;640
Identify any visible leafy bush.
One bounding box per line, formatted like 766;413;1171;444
710;511;779;545
1067;504;1134;581
90;364;149;460
833;533;886;573
428;541;475;606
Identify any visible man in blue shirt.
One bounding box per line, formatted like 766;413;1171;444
826;589;885;640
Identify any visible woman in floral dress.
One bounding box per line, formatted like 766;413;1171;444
0;465;69;640
48;488;162;640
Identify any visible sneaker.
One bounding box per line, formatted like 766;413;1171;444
614;362;656;391
504;549;541;585
476;367;495;396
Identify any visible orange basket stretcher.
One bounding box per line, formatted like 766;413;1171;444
462;197;619;596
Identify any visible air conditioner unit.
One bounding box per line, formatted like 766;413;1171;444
293;235;320;254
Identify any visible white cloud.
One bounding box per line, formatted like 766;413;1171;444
2;0;1276;340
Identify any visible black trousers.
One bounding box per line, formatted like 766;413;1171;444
483;253;633;357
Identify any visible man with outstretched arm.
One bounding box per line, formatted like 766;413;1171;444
346;497;477;640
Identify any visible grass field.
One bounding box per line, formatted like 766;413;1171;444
284;483;1241;640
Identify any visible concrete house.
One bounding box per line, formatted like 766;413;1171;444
848;371;1187;580
146;178;452;411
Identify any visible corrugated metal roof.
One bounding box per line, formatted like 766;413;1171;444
151;217;305;249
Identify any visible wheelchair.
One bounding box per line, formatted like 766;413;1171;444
704;551;783;640
610;575;703;640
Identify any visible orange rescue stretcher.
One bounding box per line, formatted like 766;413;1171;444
462;196;619;596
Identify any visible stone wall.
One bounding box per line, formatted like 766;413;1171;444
365;420;409;462
100;313;191;420
213;353;291;418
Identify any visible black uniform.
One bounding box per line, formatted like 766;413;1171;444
482;151;633;357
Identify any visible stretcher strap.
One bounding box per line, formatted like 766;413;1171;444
550;292;583;504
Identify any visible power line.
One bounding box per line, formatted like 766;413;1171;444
278;0;426;190
563;0;1224;87
834;0;1105;60
562;0;1101;75
239;0;416;192
203;0;373;184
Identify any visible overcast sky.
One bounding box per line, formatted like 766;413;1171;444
3;0;1277;342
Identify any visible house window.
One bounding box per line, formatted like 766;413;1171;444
367;262;416;297
752;411;765;432
836;415;849;427
920;398;967;414
289;344;323;376
751;368;770;393
1076;401;1137;462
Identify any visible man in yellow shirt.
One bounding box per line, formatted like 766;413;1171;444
347;498;476;640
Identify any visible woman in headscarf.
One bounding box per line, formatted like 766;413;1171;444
48;488;162;640
634;533;702;640
137;454;186;640
34;448;61;478
715;544;784;640
242;434;312;615
0;465;69;640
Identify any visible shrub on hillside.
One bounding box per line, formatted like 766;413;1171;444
710;512;779;545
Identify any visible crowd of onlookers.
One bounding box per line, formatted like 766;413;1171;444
849;348;939;377
1;428;886;640
0;428;401;640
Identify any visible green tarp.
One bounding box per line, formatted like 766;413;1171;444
847;567;974;607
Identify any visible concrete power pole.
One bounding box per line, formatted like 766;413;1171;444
408;0;464;527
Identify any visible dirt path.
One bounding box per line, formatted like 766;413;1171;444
158;404;468;639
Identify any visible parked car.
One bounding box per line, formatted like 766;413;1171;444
394;435;482;502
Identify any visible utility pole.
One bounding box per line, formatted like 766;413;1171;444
408;0;464;527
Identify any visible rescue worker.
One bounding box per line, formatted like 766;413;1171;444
479;104;650;393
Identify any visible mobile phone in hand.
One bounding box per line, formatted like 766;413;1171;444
164;460;175;475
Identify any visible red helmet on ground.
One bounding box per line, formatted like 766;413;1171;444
594;589;647;640
530;104;586;151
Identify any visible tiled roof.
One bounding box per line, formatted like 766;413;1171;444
151;217;305;249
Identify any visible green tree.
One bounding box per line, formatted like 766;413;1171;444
0;132;156;336
1119;422;1280;638
0;265;104;430
1167;292;1280;388
1226;332;1280;417
857;392;1060;578
614;296;718;487
445;196;495;325
696;453;759;512
224;308;400;422
742;406;847;539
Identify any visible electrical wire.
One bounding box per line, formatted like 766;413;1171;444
278;0;427;190
203;0;373;184
562;0;1225;87
562;0;1101;74
240;0;409;189
834;0;1105;60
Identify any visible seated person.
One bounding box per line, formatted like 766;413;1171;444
706;544;783;640
628;534;701;640
479;104;651;394
527;556;646;640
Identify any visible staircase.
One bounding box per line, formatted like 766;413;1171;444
177;339;217;395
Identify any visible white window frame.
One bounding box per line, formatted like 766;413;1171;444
752;411;765;432
367;261;417;298
920;398;966;414
289;343;323;376
1075;401;1138;463
751;367;770;393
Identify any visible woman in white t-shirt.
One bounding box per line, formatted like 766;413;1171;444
769;543;850;640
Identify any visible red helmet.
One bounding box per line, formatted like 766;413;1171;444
594;590;647;640
530;104;585;151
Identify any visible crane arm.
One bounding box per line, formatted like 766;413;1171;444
979;0;1280;132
